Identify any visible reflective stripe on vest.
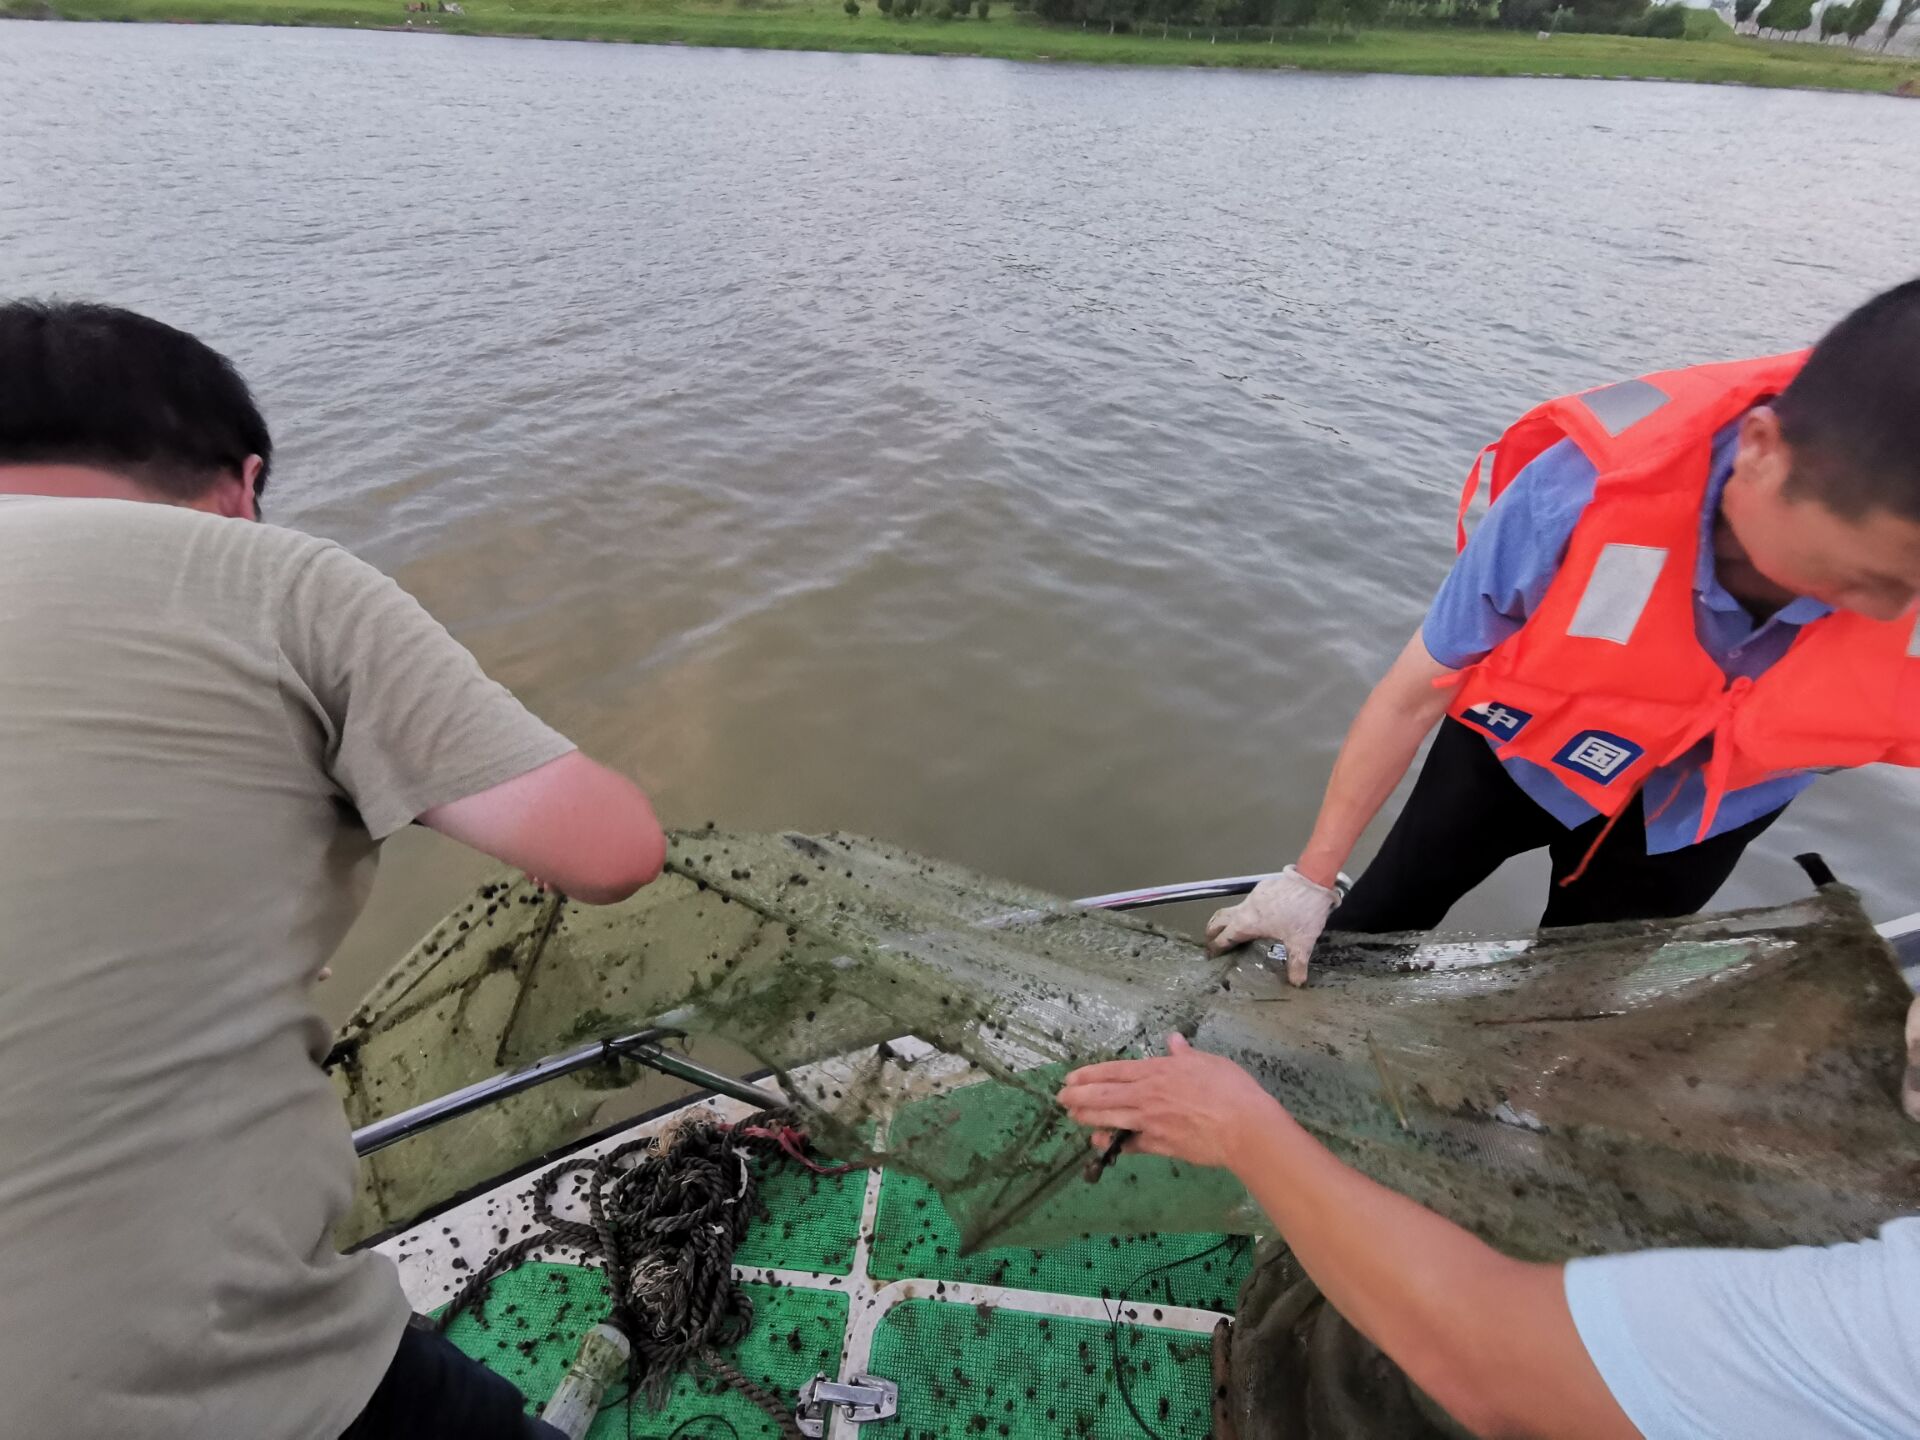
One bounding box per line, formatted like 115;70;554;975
1566;543;1669;646
1578;378;1671;437
1439;351;1920;841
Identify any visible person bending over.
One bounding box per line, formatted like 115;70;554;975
0;300;665;1439
1211;279;1920;1051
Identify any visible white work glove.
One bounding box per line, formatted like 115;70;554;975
1205;865;1341;987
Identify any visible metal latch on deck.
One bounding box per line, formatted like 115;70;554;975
794;1373;898;1436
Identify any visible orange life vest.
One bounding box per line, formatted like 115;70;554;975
1446;351;1920;845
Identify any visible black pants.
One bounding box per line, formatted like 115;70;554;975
1330;718;1786;935
340;1322;567;1440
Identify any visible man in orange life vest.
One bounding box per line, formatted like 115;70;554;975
1127;279;1920;1439
1207;277;1920;1007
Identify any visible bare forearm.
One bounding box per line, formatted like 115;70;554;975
1296;632;1455;888
1058;1040;1637;1437
422;751;666;904
1059;1038;1636;1439
1227;1108;1633;1440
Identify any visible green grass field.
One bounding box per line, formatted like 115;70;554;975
12;0;1918;93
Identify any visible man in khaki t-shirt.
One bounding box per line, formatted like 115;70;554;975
0;301;667;1439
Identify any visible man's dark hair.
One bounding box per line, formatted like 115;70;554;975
0;299;272;501
1776;277;1920;521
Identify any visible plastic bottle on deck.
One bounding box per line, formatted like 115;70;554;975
541;1323;632;1439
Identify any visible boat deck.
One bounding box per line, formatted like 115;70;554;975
383;1081;1251;1439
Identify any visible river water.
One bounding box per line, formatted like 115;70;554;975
3;23;1917;1019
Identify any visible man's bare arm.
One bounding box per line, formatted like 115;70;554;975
420;751;666;905
1059;1040;1640;1440
1295;629;1457;888
1223;1105;1635;1439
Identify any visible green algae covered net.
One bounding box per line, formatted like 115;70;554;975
334;830;1920;1259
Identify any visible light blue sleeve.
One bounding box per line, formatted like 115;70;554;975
1564;1217;1920;1440
1421;439;1599;670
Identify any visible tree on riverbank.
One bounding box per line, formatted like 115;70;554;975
1883;0;1917;44
1841;0;1884;38
1756;0;1814;33
1026;0;1646;35
1492;0;1680;30
1641;2;1686;34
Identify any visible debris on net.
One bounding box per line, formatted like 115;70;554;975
333;830;1919;1261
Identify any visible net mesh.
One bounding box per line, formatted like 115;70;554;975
867;1169;1254;1311
335;829;1919;1260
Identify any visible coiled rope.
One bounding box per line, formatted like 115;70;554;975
436;1109;840;1436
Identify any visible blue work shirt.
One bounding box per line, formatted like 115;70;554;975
1565;1216;1920;1438
1422;423;1832;854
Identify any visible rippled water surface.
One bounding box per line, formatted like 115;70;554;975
3;23;1917;1016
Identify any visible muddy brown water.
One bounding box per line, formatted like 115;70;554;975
3;23;1918;1031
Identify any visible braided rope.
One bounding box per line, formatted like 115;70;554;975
699;1348;805;1438
435;1111;805;1435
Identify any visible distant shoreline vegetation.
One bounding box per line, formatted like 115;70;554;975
8;0;1917;94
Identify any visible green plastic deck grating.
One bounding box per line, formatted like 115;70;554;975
867;1298;1215;1440
441;1262;849;1439
867;1170;1253;1312
733;1155;868;1276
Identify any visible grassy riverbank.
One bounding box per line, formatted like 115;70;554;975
13;0;1918;93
